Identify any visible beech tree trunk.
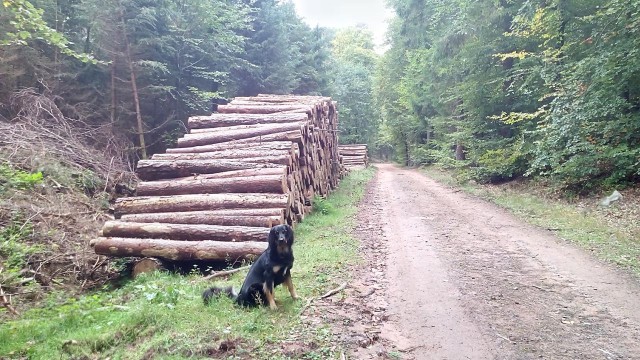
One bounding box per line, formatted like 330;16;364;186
136;175;288;196
92;238;267;261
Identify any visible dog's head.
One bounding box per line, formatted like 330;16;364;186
268;224;294;253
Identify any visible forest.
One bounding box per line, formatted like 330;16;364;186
1;0;639;356
377;0;640;193
2;0;637;195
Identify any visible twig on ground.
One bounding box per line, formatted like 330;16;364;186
320;282;348;299
299;282;349;316
202;265;251;281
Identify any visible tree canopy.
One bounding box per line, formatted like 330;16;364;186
2;0;638;192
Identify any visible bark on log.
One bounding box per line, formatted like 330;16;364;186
115;193;290;216
216;104;312;114
177;122;306;148
168;131;303;155
136;175;288;196
152;150;293;162
102;221;271;242
91;237;267;261
166;141;295;154
135;160;283;181
121;208;285;220
120;213;283;227
339;150;367;156
168;167;287;182
189;113;309;129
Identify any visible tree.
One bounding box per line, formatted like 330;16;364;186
329;26;379;146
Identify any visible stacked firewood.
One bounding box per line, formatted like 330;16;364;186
339;144;368;168
91;95;341;262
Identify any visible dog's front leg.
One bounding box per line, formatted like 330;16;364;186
262;281;277;310
284;274;298;300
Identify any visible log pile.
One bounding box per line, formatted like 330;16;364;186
339;144;369;169
91;95;342;262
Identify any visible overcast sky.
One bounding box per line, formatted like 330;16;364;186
290;0;394;51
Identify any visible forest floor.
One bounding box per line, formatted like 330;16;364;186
321;163;640;359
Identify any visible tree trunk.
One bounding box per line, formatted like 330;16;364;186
166;141;295;154
91;238;267;261
115;193;290;216
136;175;288;196
135;159;284;181
455;142;466;161
177;122;305;148
152;149;293;161
189;112;309;129
110;59;116;124
102;221;271;242
120;213;283;227
120;9;147;159
121;208;284;220
216;104;312;114
168;167;287;182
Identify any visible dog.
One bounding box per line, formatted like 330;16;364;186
203;224;298;310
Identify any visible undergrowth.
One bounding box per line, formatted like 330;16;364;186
0;167;376;359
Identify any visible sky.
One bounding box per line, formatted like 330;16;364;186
290;0;395;51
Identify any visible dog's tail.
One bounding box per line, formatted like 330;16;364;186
202;286;237;305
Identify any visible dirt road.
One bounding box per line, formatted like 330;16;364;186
336;164;640;359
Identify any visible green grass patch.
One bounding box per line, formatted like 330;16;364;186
422;166;640;277
0;167;376;359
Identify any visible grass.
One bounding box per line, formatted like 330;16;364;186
422;166;640;277
0;167;376;359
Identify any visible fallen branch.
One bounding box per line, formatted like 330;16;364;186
320;282;348;299
203;265;251;281
300;282;349;315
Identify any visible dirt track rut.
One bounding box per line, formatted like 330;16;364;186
343;164;640;359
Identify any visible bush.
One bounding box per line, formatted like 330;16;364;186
473;146;527;184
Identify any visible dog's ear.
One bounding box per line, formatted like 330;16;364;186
268;226;278;246
286;224;294;245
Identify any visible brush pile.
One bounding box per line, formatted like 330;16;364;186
91;95;344;262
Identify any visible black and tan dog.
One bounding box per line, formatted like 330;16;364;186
203;224;298;310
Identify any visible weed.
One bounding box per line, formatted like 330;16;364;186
0;215;41;281
0;164;43;192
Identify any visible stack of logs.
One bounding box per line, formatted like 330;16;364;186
339;144;369;168
91;95;342;262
